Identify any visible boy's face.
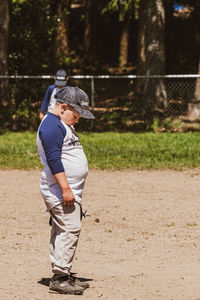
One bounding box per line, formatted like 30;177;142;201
60;104;81;126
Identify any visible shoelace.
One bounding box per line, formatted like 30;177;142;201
56;275;76;286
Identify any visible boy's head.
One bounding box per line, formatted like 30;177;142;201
56;102;82;126
54;69;68;87
55;86;95;120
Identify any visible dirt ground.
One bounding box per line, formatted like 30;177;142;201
1;169;200;300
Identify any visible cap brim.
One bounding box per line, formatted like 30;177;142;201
55;80;67;86
72;104;95;119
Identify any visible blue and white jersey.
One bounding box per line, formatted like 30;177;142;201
37;112;88;210
40;84;66;113
48;86;60;112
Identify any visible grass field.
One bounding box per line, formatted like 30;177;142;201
1;131;200;170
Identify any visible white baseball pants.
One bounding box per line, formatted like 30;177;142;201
49;202;81;275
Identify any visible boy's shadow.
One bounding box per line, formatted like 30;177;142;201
38;278;51;287
38;275;93;287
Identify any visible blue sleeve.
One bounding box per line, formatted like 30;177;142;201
40;85;55;112
39;117;66;175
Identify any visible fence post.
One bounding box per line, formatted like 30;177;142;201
91;77;95;128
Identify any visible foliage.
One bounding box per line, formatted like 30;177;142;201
1;131;200;170
149;117;182;133
12;0;26;3
102;0;134;12
102;0;140;18
7;0;199;75
3;0;199;130
9;0;60;75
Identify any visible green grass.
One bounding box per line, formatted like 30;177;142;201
1;131;200;170
0;131;40;169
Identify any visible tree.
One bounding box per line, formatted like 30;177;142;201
55;0;71;64
136;0;167;113
194;61;200;101
0;0;9;106
102;0;137;68
192;0;200;101
84;0;103;64
164;0;174;74
9;0;60;74
119;9;131;67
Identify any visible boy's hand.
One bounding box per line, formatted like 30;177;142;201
40;112;45;120
62;188;75;206
53;172;75;205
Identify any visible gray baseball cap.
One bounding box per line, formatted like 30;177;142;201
55;86;95;119
55;69;67;86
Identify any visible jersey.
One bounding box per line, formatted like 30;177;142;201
40;84;66;113
37;112;88;210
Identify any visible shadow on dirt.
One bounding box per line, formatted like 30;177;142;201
38;276;93;287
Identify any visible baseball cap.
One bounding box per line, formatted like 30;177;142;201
55;86;95;119
55;69;67;86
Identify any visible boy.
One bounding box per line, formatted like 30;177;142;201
39;69;68;120
37;86;95;295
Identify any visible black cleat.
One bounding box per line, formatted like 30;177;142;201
69;273;90;289
49;274;84;295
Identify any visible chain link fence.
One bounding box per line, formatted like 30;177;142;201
0;75;200;131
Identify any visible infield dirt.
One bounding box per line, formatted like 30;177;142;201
1;169;200;300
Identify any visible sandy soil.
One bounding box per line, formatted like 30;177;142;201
1;169;200;300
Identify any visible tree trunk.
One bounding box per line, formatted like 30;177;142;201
55;0;71;63
119;15;130;68
0;0;9;107
136;0;167;113
135;0;146;97
165;0;175;74
193;0;200;101
84;0;98;63
194;60;200;101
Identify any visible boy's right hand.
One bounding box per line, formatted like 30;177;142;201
53;172;75;205
62;188;75;206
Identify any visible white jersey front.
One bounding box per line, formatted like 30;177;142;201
37;112;88;210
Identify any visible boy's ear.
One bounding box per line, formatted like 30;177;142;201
61;104;68;111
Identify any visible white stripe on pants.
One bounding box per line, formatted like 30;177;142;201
49;202;81;275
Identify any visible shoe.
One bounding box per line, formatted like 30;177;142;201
69;273;90;289
49;274;84;295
